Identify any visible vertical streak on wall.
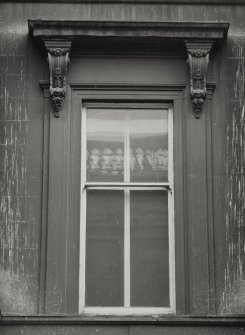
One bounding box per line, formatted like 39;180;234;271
0;22;39;314
223;36;245;313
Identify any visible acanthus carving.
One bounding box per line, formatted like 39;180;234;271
44;41;72;117
185;41;213;119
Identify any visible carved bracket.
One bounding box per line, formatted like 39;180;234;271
44;40;72;117
185;41;213;119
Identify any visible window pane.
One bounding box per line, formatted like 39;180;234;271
86;190;124;306
130;190;169;307
87;109;124;182
130;110;168;182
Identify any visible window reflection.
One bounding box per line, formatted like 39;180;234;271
130;110;168;182
87;109;124;182
86;108;168;182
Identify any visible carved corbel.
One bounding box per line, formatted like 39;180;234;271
185;41;213;119
44;40;72;117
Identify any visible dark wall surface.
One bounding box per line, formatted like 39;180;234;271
0;1;245;325
0;323;245;335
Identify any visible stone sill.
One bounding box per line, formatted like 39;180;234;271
1;315;245;326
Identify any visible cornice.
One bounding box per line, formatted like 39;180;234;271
29;20;229;40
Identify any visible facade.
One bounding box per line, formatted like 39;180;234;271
0;1;245;334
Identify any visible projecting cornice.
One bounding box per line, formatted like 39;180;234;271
28;20;229;118
29;20;229;40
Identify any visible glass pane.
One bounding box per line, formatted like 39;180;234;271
129;109;168;182
86;190;124;306
87;109;124;182
130;190;169;307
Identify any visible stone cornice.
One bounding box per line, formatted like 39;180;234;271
29;20;229;40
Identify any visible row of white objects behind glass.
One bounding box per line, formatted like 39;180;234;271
87;147;168;174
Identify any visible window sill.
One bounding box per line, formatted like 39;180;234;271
1;315;245;326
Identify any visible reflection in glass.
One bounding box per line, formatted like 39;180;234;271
130;110;168;182
130;191;169;307
86;190;124;306
86;108;169;183
87;109;124;182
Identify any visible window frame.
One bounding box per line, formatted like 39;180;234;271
79;101;175;315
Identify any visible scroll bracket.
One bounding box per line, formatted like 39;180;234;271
185;41;213;119
44;39;73;117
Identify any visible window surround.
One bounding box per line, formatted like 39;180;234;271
26;19;227;317
36;82;215;316
37;83;189;316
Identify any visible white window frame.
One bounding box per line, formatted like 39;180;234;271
79;102;175;315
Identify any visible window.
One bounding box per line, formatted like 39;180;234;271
29;20;228;315
79;102;175;315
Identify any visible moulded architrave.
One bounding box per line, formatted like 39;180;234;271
38;82;188;315
69;84;216;316
74;85;186;316
186;84;216;314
